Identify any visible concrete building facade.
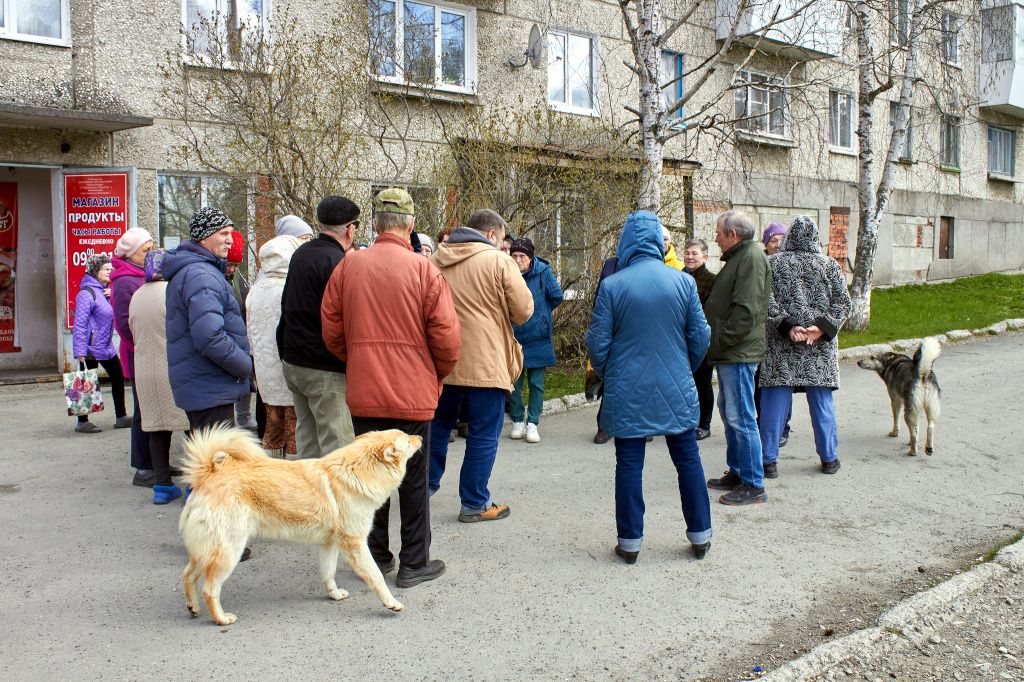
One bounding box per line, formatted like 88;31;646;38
1;0;1022;372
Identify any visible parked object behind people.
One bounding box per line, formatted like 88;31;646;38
130;249;190;504
586;210;712;563
277;196;358;458
110;227;157;481
429;209;533;523
247;235;301;456
759;216;852;476
683;238;716;440
508;238;563;444
321;187;461;588
704;210;772;506
72;254;128;434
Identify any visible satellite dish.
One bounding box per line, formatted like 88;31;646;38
508;24;544;69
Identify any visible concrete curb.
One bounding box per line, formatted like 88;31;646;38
762;536;1024;681
837;317;1024;362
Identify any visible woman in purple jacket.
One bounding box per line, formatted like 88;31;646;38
110;227;155;485
72;254;129;433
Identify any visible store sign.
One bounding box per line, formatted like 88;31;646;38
0;181;18;353
64;173;129;329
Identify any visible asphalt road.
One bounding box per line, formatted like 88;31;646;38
2;332;1022;680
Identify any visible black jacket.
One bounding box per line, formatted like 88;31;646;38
277;233;346;373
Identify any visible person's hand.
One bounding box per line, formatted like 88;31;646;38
788;326;807;343
103;287;111;298
803;325;824;345
76;356;86;365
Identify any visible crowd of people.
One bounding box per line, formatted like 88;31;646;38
71;187;852;576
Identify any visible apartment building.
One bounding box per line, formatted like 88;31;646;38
1;0;1022;373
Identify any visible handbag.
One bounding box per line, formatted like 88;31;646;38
63;361;105;416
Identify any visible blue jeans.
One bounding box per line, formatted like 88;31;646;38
429;385;506;515
510;368;545;424
760;386;838;464
614;432;713;552
716;363;764;489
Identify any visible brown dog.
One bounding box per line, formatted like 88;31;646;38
178;426;421;625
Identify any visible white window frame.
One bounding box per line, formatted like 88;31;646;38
547;27;600;117
0;0;70;47
940;115;961;169
734;70;791;140
988;125;1016;177
180;0;272;66
828;89;855;151
368;0;477;96
660;50;685;129
941;11;961;67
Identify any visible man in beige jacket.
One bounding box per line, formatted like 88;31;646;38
429;209;534;523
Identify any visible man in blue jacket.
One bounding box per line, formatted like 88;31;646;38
164;207;253;433
586;211;712;564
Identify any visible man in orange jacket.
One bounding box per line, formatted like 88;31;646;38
321;188;461;588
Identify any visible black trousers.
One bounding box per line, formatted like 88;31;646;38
149;430;174;486
693;361;715;431
79;357;126;420
351;416;431;571
187;403;235;432
130;384;153;470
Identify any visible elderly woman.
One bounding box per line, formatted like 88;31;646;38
586;211;712;564
72;253;128;433
275;214;315;242
759;216;852;478
110;227;156;485
246;235;302;456
682;238;716;440
129;249;190;503
508;238;563;444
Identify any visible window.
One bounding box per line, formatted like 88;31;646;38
0;0;68;45
940;116;961;169
369;0;476;93
941;12;960;66
548;28;598;115
734;71;789;138
183;0;270;61
889;101;913;161
157;174;252;277
828;90;854;150
938;217;954;259
660;50;685;126
989;126;1016;177
891;0;909;45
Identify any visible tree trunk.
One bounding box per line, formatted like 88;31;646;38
635;0;663;213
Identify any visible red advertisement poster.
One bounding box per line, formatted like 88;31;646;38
0;181;17;353
64;173;129;329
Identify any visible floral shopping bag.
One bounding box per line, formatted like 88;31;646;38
63;363;104;416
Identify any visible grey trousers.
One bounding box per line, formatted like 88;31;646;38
282;361;354;459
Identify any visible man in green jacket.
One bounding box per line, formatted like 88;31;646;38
703;210;771;505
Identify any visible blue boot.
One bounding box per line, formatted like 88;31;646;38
153;484;182;505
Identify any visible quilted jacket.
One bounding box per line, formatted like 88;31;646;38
246;236;300;406
759;216;852;389
72;274;116;361
109;257;145;377
586;211;710;438
163;240;252;411
512;256;563;369
129;280;189;432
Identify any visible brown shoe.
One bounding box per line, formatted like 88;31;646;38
458;503;510;523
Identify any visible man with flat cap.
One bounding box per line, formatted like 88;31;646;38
277;195;359;458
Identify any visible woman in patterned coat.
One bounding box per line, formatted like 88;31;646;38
759;216;851;476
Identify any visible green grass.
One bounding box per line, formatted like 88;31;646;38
840;273;1024;348
982;529;1024;563
542;368;586;401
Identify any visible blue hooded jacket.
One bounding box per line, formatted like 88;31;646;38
513;256;564;368
163;240;252;411
585;211;710;438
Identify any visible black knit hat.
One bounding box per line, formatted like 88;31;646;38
510;238;534;260
189;207;233;242
316;195;360;226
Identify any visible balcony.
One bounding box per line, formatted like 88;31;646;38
716;0;844;60
980;1;1024;118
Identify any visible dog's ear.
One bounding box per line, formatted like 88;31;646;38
382;446;398;463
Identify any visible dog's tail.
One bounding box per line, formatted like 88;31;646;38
180;423;268;489
913;336;942;379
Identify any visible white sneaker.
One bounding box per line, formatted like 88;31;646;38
510;422;526;440
525;423;540;443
